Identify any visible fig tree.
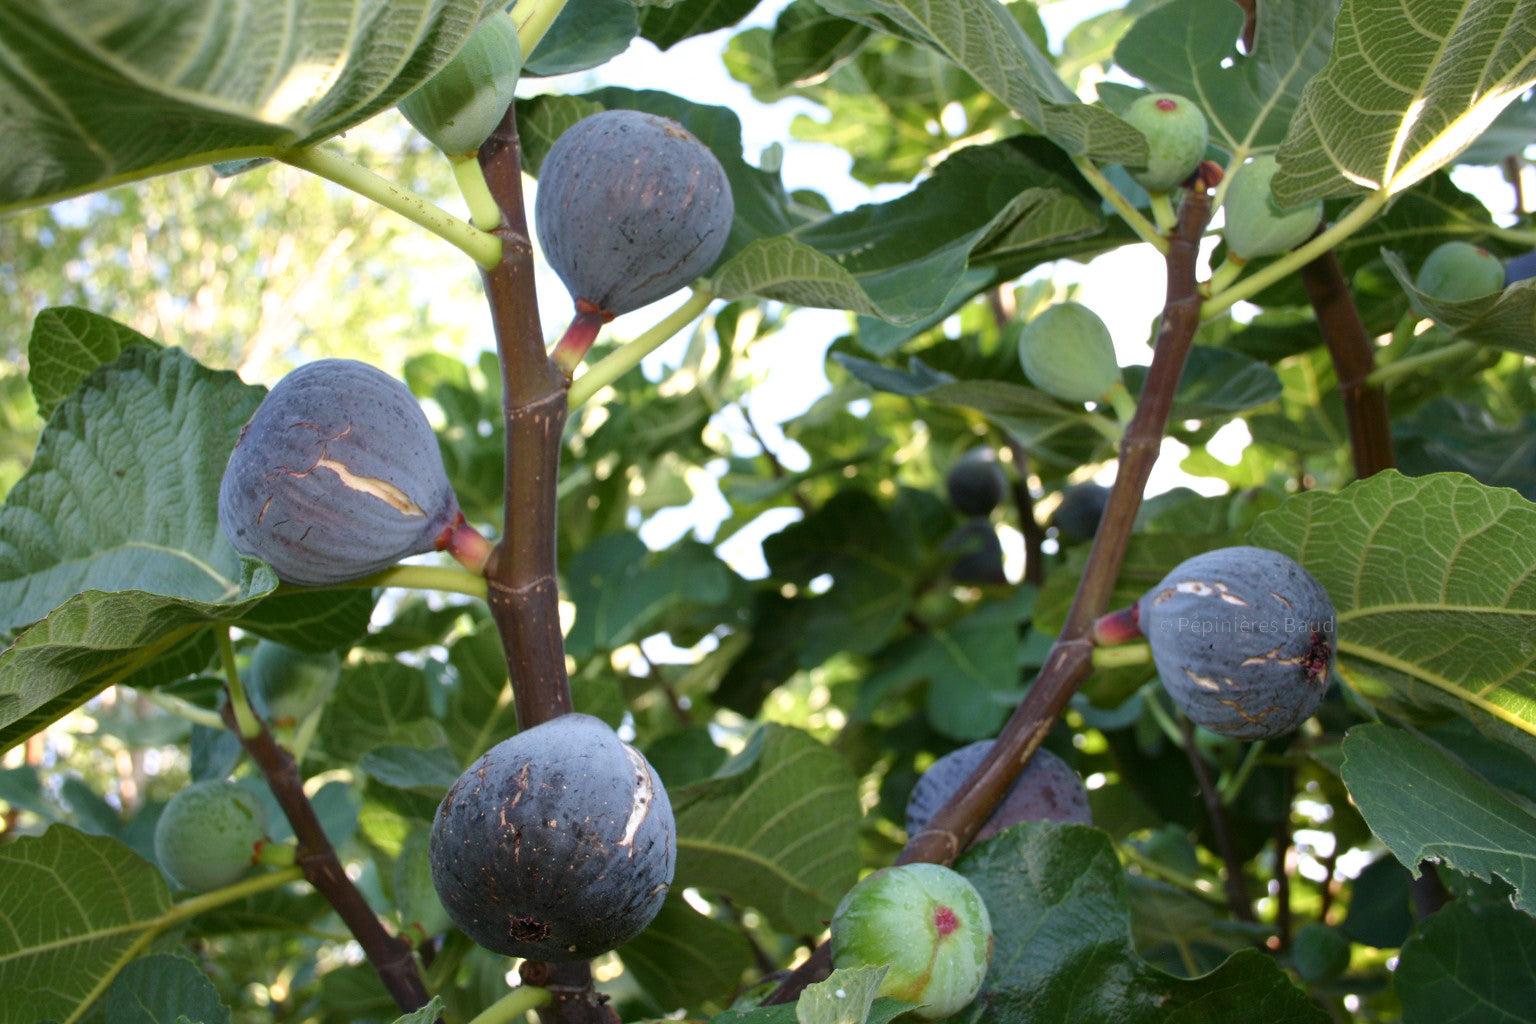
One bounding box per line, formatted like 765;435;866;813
1138;546;1335;739
830;862;993;1020
536;109;734;319
245;640;340;726
904;740;1091;841
397;15;523;157
1222;155;1323;261
1414;241;1505;302
429;713;675;961
1121;93;1209;193
218;358;462;587
945;447;1006;516
153;780;268;893
1053;481;1110;543
1017;302;1121;404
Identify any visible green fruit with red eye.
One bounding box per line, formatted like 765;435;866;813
1223;156;1323;260
1121;93;1209;193
830;863;994;1020
153;781;269;893
398;15;523;156
1414;241;1505;303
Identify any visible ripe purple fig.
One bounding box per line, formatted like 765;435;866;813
429;713;675;961
1138;546;1336;739
218;359;462;587
905;740;1091;841
943;519;1008;586
1414;241;1505;302
1121;93;1209;193
535;109;734;319
945;447;1006;516
830;862;993;1020
1053;481;1110;543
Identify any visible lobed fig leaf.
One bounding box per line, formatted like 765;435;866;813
904;740;1092;842
830;862;993;1021
1017;301;1121;404
945;447;1007;516
218;359;461;587
395;827;453;942
1414;241;1505;303
535;109;734;318
1222;155;1323;261
1120;93;1209;194
397;15;523;157
1138;546;1336;739
429;713;675;961
153;781;268;893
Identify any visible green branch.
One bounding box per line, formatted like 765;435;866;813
279;145;502;268
568;287;716;408
1365;338;1480;387
345;563;490;599
467;986;553;1024
1073;156;1168;253
219;625;262;740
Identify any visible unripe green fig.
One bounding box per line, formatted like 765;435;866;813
398;15;522;156
1222;156;1322;260
1121;93;1209;193
218;359;462;587
1018;302;1121;404
1138;546;1335;739
1292;922;1352;982
830;863;993;1020
153;781;268;893
245;640;341;726
1414;241;1505;302
536;109;734;317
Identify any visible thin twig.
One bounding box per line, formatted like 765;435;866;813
1178;715;1256;924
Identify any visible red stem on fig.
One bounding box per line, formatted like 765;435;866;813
550;305;610;376
439;512;495;575
766;187;1216;1006
1090;604;1143;646
476;102;617;1024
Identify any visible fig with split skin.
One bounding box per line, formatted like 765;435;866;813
904;740;1092;842
1120;92;1209;194
1138;545;1336;739
429;713;675;961
153;780;269;893
536;109;734;324
830;862;993;1020
218;358;485;587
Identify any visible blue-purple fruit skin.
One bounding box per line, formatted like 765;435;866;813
946;448;1006;516
905;740;1091;841
1054;482;1110;543
535;109;734;317
1138;546;1336;739
944;519;1008;586
830;862;993;1020
218;359;458;587
429;713;675;961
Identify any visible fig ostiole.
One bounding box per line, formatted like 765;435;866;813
1221;155;1323;262
429;713;675;961
153;780;269;893
1138;545;1336;739
218;358;469;587
1017;301;1121;404
829;862;993;1020
397;14;523;158
535;109;734;347
905;740;1092;842
1120;92;1209;194
1413;241;1505;304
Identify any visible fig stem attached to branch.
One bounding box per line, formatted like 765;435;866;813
567;286;716;407
217;626;262;740
1071;156;1168;253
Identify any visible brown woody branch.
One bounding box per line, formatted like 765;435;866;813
766;189;1216;1004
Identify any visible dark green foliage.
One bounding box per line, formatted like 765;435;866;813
245;640;340;725
429;713;675;960
217;359;460;586
535;109;734;316
1291;922;1351;982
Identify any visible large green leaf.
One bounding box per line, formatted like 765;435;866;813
442;623;519;763
27;306;158;418
105;954;233;1024
672;724;861;935
640;0;760;50
1273;0;1536;203
1114;0;1335;154
617;892;755;1014
1396;900;1536;1021
0;0;502;212
1341;725;1536;915
0;345;374;748
957;823;1325;1023
565;533;736;660
1249;471;1536;755
0;827;172;1024
1381;251;1536;354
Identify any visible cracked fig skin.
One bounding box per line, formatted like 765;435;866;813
1139;546;1336;739
429;713;676;961
535;109;734;317
218;359;459;586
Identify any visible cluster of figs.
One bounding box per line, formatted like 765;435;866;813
213;16;737;961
